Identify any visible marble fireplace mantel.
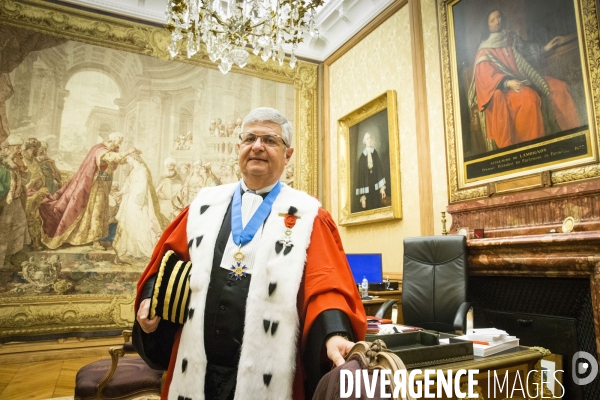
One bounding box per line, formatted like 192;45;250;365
446;177;600;361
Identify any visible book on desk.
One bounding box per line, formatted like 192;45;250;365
366;316;421;334
450;328;520;357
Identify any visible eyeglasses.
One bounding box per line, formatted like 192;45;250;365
239;132;289;148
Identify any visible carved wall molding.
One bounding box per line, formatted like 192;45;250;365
0;295;134;338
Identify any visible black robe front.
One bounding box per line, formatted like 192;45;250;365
355;148;386;211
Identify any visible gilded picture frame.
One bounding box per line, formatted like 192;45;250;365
338;91;402;226
438;0;600;203
0;0;318;339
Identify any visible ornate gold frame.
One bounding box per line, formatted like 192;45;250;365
337;90;402;226
0;0;318;338
438;0;600;203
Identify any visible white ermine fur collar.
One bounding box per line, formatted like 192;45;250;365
169;182;320;400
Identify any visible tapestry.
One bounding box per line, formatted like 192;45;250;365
0;25;296;304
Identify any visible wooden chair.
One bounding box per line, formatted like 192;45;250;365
74;330;163;400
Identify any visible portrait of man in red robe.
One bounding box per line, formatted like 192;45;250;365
453;0;589;159
468;8;581;150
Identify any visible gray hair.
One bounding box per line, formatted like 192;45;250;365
362;132;372;145
108;132;124;143
241;107;293;148
164;157;177;167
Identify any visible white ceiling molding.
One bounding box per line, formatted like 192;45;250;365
58;0;396;62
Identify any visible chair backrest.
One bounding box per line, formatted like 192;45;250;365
402;235;467;332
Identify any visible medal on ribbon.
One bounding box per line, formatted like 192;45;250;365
230;247;248;280
276;206;298;255
230;181;282;277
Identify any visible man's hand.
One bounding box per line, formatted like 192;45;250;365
326;335;355;367
544;36;562;52
380;186;386;199
506;79;524;92
137;298;161;333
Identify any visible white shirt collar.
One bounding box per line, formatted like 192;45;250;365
363;147;375;156
240;179;278;195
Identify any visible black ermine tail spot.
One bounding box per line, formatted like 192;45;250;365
268;283;277;296
263;373;272;386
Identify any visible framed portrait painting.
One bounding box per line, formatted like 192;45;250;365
338;91;402;226
439;0;600;202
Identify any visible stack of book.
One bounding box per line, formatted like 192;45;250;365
367;318;381;334
454;328;519;357
366;316;422;334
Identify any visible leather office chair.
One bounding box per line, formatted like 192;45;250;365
402;235;470;333
75;330;163;400
375;299;397;319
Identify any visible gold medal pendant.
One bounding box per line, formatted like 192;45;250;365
233;247;245;263
230;246;247;280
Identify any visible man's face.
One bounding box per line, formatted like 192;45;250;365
237;121;293;188
488;11;501;33
9;145;22;157
108;138;122;151
364;134;372;147
39;147;47;157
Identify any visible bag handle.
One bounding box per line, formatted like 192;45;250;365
344;340;416;400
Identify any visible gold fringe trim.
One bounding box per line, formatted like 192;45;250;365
177;261;192;324
171;260;191;322
163;260;183;320
150;249;174;319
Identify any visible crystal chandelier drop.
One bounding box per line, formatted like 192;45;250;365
165;0;323;74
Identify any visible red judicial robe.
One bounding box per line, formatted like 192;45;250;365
136;205;367;400
475;46;580;148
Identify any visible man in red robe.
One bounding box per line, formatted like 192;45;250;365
471;9;581;149
39;132;137;250
134;108;366;400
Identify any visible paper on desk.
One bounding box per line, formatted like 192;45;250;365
377;324;423;335
467;328;508;341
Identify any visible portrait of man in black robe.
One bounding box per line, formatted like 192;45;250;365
350;109;391;213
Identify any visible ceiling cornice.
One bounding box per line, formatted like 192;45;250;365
55;0;397;62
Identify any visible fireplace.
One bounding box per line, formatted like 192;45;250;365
469;276;598;399
446;178;600;400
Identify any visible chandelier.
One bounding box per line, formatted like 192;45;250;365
165;0;323;74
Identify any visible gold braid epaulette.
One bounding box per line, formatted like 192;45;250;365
149;250;192;324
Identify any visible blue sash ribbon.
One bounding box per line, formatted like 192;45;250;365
231;181;281;247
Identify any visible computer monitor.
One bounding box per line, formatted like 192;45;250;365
346;253;383;284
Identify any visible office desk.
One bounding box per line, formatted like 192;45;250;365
407;346;552;399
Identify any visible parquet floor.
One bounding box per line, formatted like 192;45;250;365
0;356;105;400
